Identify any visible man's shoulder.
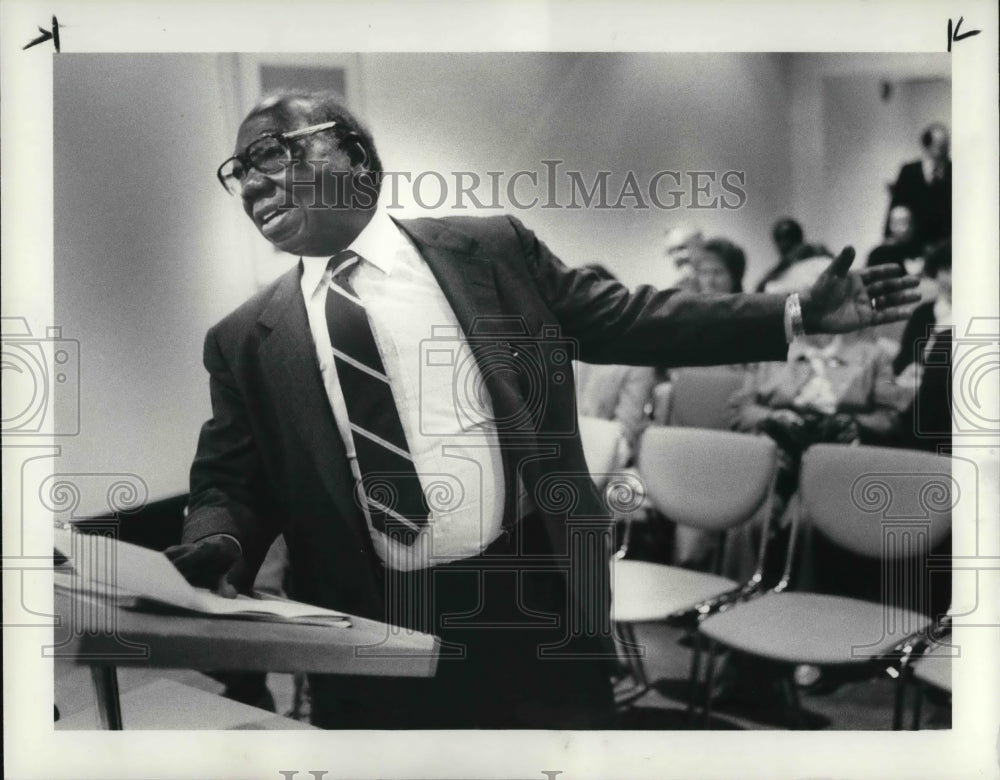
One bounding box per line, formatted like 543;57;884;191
396;213;532;257
897;159;924;179
208;266;299;342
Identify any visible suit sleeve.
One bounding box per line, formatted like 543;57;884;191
183;328;277;565
506;216;790;368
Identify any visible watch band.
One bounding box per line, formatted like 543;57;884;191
784;293;805;342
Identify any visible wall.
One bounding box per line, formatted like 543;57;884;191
788;53;950;261
359;52;793;289
54;55;258;507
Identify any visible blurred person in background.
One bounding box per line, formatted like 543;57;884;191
726;259;903;587
892;239;952;453
886;122;952;248
694;237;746;294
760;242;835;295
755;218;805;292
669;238;750;569
868;204;926;277
663;223;704;292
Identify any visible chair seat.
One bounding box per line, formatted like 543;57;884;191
699;593;933;665
611;560;738;623
913;636;953;691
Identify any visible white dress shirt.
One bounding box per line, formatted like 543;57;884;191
299;208;505;571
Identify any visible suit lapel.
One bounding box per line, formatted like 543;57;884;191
397;218;542;525
394;218;500;329
257;267;360;524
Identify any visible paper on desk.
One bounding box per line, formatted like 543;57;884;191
53;526;350;625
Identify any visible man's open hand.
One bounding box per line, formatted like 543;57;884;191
801;247;921;334
164;535;248;598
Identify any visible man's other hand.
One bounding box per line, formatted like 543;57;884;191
164;535;248;598
801;247;921;334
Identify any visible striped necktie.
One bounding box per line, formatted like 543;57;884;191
325;250;428;545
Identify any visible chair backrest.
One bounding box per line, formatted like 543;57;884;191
667;367;746;429
577;415;625;486
799;444;953;558
651;381;673;425
637;427;777;531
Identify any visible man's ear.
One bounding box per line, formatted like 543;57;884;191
341;134;370;171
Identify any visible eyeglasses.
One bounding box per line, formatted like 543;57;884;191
216;120;340;196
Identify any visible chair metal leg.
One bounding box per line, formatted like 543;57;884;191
90;664;123;730
892;664;910;731
778;675;805;730
700;641;719;728
911;681;924;730
686;630;704;720
622;622;649;691
614;622;649;705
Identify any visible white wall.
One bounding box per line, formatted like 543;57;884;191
788;53;950;264
54;55;257;506
360;53;793;289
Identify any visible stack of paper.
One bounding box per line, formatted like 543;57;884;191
53;526;350;627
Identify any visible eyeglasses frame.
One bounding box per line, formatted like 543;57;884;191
216;119;341;195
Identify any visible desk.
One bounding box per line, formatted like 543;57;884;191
53;589;439;729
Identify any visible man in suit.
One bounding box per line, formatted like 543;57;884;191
166;89;919;729
886;122;952;247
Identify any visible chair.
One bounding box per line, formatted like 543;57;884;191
611;427;779;707
695;444;953;729
578;415;628;486
907;634;953;729
666;367;746;429
895;613;953;730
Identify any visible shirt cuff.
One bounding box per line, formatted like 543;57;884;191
205;533;243;555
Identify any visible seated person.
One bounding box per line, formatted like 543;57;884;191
725;262;903;586
694;237;746;294
759;242;834;295
754;218;804;293
666;239;750;567
867;205;926;277
893;240;952;453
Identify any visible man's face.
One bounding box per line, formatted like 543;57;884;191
887;206;913;240
694;255;735;294
925;127;949;162
664;229;702;275
234;105;360;256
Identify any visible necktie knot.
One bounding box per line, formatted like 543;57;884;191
328;250;362;283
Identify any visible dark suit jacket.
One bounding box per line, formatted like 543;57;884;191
183;215;790;624
887;159;951;246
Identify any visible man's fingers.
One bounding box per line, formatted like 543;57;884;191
214;557;249;599
163;543;194;562
829;246;856;277
866;276;919;296
874;304;919;326
215;576;239;599
859;263;904;283
877;290;922;308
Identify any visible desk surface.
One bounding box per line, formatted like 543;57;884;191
53;589;439;678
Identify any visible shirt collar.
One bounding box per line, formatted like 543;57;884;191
299;205;406;298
